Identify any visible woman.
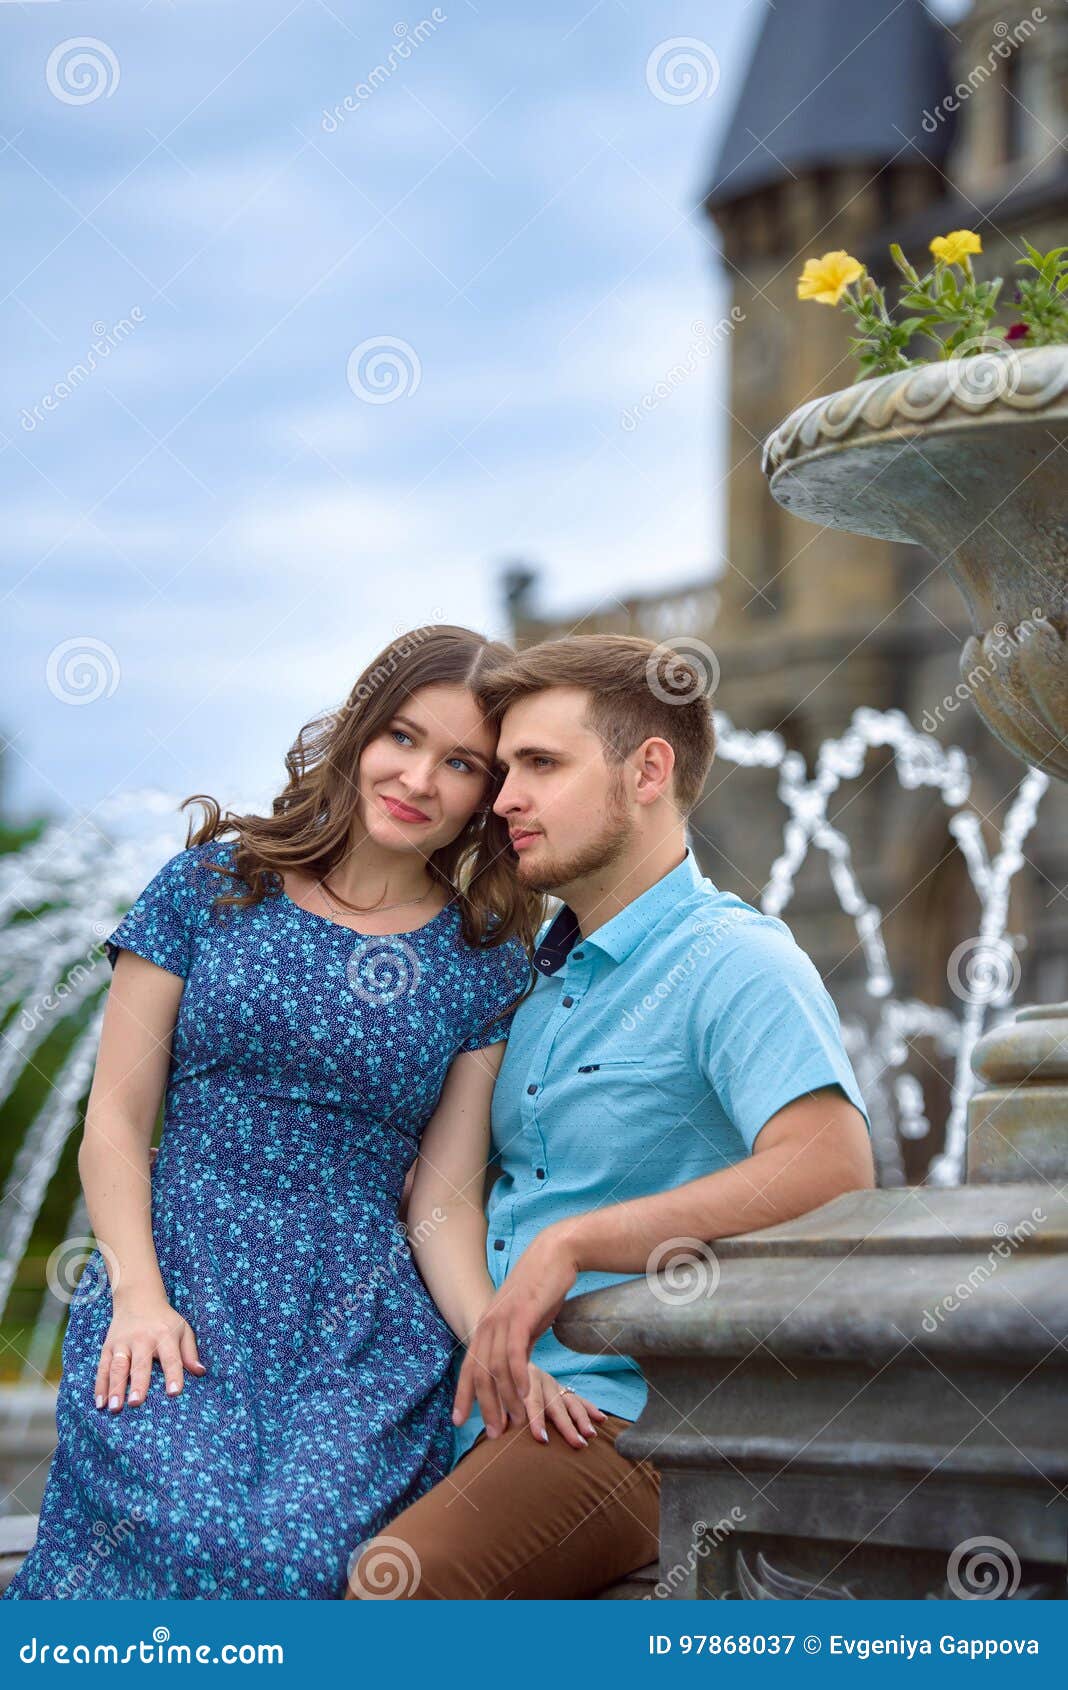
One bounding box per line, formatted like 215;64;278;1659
6;625;603;1602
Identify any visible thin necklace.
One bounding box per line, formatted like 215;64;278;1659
319;874;435;919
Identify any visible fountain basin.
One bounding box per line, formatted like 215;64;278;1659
763;346;1068;779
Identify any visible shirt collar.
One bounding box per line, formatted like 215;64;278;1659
531;847;706;978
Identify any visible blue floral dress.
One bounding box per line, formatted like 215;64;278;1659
5;839;529;1601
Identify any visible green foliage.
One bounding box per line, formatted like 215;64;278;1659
1013;241;1068;345
819;238;1068;383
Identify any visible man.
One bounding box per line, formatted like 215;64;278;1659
347;633;874;1600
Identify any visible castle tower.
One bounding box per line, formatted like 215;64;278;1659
700;0;971;756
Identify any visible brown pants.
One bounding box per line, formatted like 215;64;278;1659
344;1412;659;1600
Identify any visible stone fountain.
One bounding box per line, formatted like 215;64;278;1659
555;345;1068;1600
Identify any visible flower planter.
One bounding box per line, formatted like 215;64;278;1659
763;344;1068;780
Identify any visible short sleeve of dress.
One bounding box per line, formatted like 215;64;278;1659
104;846;209;980
461;938;532;1051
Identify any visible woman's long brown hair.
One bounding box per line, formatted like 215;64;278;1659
178;624;544;955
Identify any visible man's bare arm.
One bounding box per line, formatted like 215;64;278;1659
452;1086;873;1422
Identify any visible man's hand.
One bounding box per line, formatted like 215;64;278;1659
452;1227;581;1430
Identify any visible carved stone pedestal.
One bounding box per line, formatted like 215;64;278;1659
555;1188;1068;1600
968;1004;1068;1183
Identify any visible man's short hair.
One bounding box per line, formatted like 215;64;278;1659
476;633;716;814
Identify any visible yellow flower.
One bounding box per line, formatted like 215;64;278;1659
929;229;982;266
796;250;865;306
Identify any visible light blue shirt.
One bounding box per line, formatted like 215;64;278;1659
451;846;871;1461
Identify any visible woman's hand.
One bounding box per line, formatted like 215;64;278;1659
518;1365;607;1448
95;1293;207;1411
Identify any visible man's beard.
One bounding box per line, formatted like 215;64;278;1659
516;774;635;896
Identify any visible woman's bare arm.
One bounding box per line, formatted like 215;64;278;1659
405;1043;503;1348
79;948;205;1410
406;1045;604;1448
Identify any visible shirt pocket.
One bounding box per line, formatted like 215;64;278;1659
573;1049;698;1125
575;1052;686;1080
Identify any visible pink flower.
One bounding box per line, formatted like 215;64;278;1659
1005;322;1030;342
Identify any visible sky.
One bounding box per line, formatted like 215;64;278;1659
2;0;971;827
2;0;792;825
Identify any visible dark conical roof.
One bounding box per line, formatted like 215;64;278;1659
705;0;955;211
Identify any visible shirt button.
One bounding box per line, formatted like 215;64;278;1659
527;1083;538;1095
573;951;584;960
493;1239;505;1250
562;995;574;1008
535;1168;545;1180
